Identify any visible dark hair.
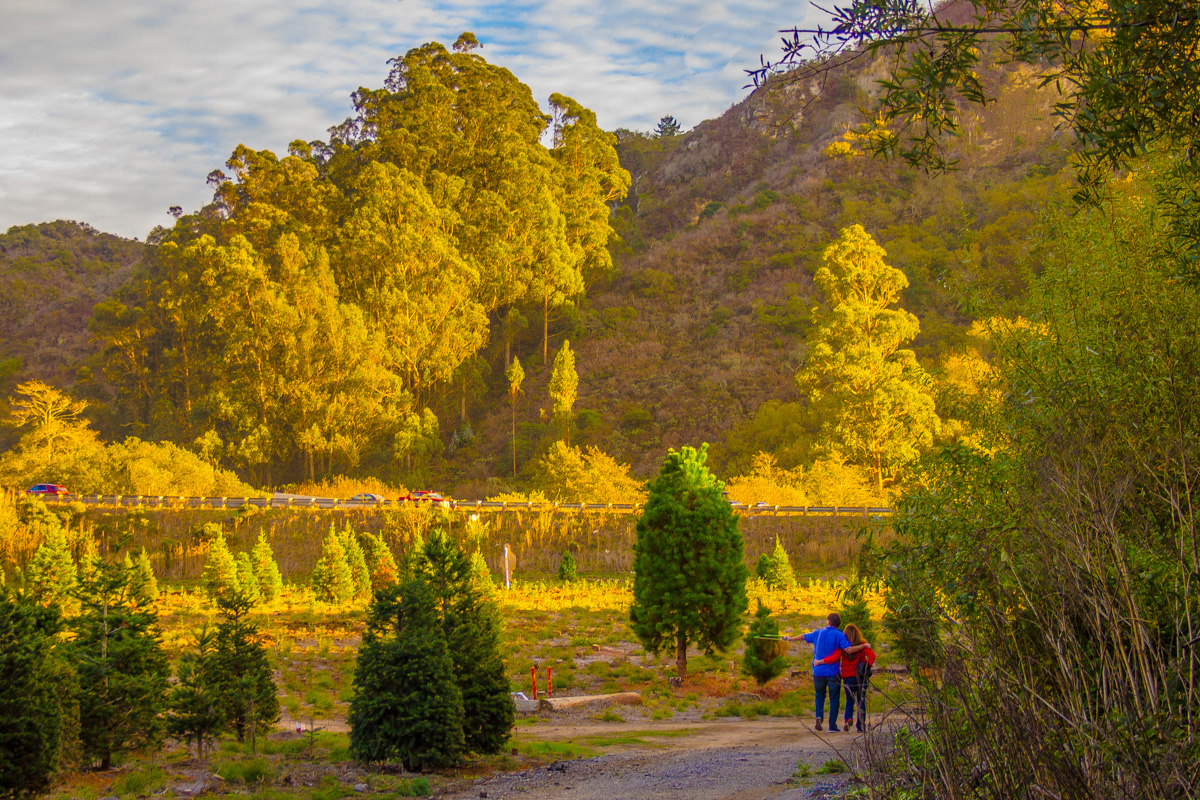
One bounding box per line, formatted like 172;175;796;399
828;612;842;628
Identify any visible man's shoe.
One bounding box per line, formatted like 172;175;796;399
829;723;841;732
856;722;865;733
844;719;853;731
815;717;823;731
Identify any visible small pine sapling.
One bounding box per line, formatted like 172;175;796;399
235;553;261;605
26;526;77;610
249;533;283;602
338;525;372;599
201;528;239;602
311;526;354;604
838;583;877;644
742;601;788;686
469;550;494;593
363;533;398;590
755;536;795;590
133;548;158;601
209;593;279;750
557;551;578;583
167;626;224;760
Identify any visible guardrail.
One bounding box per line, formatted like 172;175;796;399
37;494;894;517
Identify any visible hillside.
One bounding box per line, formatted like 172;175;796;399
0;221;147;443
456;47;1076;484
0;43;1076;493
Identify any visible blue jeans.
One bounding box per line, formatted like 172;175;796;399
813;674;842;726
843;676;865;725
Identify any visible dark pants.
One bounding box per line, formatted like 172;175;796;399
813;674;842;726
843;675;865;725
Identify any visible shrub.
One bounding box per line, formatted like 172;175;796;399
249;533;282;602
311;527;354;604
235;553;260;605
201;528;239;602
742;601;788;686
557;551;578;583
362;533;398;590
755;536;795;590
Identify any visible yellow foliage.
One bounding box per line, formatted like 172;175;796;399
726;452;884;507
531;442;647;505
292;475;406;500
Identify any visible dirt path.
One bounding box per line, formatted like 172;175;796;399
438;716;865;800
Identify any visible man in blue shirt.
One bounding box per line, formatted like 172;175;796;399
784;612;869;732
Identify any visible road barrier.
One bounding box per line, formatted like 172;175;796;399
39;494;894;517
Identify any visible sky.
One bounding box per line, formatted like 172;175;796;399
0;0;826;240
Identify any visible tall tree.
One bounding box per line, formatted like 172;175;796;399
630;444;748;682
654;115;682;138
798;225;940;493
548;340;578;446
505;357;525;476
208;593;279;749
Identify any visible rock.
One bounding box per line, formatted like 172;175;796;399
538;692;642;712
353;784;368;793
173;773;220;796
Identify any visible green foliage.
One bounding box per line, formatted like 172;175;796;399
837;584;876;645
201;529;239;603
414;531;514;755
878;190;1200;797
630;444;749;680
468;550;493;593
798;225;940;492
348;578;465;770
25;520;76;611
234;552;261;605
548;340;578;445
249;533;282;602
532;441;647;504
557;551;578;583
742;601;788;686
338;526;372;600
123;548;158;604
754;536;795;590
655;116;683;138
208;593;279;749
72;554;170;770
0;591;76;799
166;627;223;760
311;526;355;604
362;533;398;590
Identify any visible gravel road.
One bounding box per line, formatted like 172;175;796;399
437;717;862;800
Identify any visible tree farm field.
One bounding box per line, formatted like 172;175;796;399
36;507;901;800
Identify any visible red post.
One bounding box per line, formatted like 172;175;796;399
547;666;553;698
531;666;538;700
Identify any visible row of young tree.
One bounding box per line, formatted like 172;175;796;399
89;33;628;487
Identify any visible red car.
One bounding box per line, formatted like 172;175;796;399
402;490;456;509
27;483;71;498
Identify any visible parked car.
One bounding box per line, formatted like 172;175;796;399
349;493;386;503
27;483;71;498
402;490;456;509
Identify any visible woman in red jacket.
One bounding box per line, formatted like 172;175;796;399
819;623;876;732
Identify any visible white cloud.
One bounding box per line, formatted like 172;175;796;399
1;0;830;239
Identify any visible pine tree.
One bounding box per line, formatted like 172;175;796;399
742;600;788;686
235;553;260;605
132;548;158;602
249;533;283;602
415;531;514;754
754;536;795;590
654;115;682;137
311;527;354;604
549;340;578;446
72;555;170;770
0;590;77;798
166;627;224;760
557;551;578;583
362;533;398;590
338;526;371;600
201;528;239;602
468;550;494;594
208;593;279;750
77;538;100;587
631;444;749;682
348;578;465;770
26;526;76;611
838;583;877;644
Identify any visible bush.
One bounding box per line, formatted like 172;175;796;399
249;533;282;602
754;536;795;590
557;551;578;583
201;528;239;602
742;601;788;686
311;527;354;604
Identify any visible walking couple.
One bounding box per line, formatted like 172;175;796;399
783;612;875;733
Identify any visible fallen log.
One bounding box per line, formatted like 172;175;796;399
538;692;642;712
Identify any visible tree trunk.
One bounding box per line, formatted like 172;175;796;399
511;398;517;476
542;293;549;365
675;633;688;682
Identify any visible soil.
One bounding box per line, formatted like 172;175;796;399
436;712;867;800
